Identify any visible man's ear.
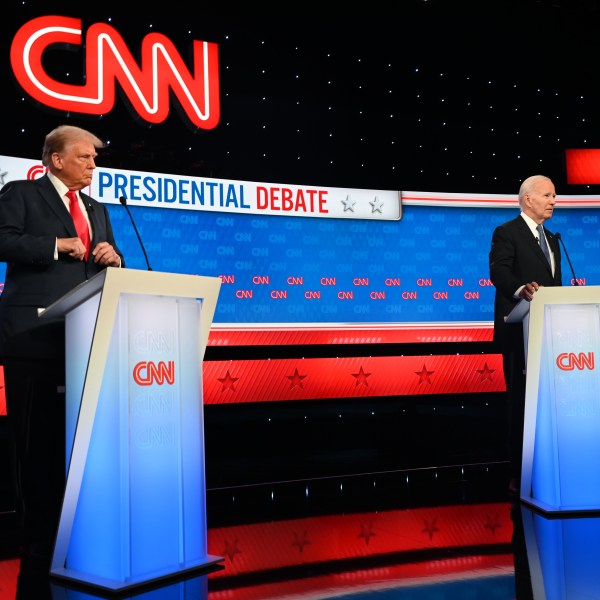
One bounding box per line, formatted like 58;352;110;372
50;152;62;170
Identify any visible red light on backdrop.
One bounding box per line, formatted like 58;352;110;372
565;149;600;184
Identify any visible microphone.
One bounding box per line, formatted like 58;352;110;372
119;196;152;271
555;232;579;286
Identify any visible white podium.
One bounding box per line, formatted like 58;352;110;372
510;286;600;513
39;268;222;592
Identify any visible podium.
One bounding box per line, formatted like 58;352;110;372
508;286;600;513
520;504;600;599
39;267;223;592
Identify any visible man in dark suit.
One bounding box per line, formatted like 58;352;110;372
489;174;562;494
0;125;124;571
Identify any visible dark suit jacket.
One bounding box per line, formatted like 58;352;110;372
0;174;124;359
489;214;562;354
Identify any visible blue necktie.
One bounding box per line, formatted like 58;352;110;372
537;224;551;266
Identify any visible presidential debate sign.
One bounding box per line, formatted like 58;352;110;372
1;154;599;346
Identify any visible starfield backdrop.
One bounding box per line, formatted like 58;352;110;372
1;0;600;424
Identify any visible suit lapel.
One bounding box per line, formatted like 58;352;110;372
80;192;99;246
36;175;78;237
516;215;553;274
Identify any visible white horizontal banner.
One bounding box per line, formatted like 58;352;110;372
0;155;401;221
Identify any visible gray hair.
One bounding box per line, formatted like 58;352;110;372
518;175;552;206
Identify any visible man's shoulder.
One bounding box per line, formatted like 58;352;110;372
0;178;27;193
0;175;47;195
494;214;523;232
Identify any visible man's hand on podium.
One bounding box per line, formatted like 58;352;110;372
519;282;543;302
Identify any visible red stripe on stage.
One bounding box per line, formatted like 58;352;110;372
203;354;505;404
208;324;495;347
207;502;513;580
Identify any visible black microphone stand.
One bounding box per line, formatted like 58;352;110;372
119;196;153;271
555;233;578;286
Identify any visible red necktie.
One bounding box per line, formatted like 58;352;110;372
66;190;90;260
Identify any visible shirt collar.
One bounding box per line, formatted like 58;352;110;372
520;211;542;236
47;171;76;199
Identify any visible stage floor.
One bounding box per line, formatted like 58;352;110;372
2;460;589;599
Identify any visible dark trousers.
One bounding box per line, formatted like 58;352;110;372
502;344;527;481
3;356;66;559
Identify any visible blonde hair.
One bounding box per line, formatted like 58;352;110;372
42;125;105;167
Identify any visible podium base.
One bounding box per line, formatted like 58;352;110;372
521;496;600;517
50;553;224;593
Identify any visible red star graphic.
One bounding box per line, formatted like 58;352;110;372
358;522;377;545
484;513;503;535
415;364;434;384
287;368;307;389
422;517;440;540
217;370;239;392
221;538;242;562
291;530;311;553
476;362;495;382
352;365;371;387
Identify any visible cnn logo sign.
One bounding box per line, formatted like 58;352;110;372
133;361;175;386
10;15;220;130
556;352;595;371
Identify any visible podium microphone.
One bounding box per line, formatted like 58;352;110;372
555;232;578;286
119;196;153;271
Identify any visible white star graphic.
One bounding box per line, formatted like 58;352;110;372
342;195;356;212
370;196;384;214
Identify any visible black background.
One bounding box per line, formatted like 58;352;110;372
3;0;600;195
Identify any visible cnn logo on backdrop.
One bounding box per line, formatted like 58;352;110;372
10;15;220;130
